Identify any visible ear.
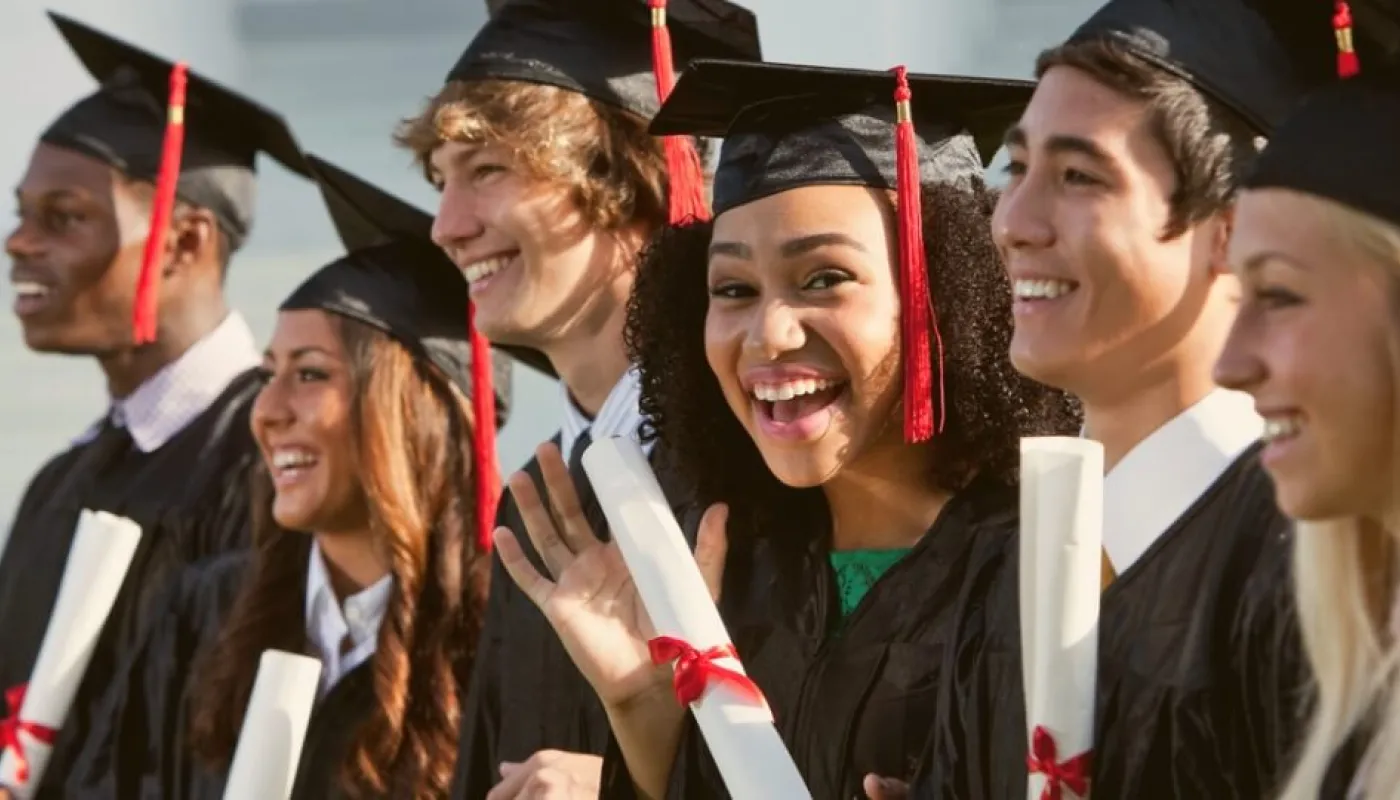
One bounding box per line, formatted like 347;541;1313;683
1207;203;1237;278
165;206;220;275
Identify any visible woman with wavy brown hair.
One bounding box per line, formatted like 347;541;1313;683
59;159;519;799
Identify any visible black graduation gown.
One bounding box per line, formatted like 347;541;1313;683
62;545;404;800
597;479;1020;800
0;370;261;795
915;445;1305;800
451;435;697;799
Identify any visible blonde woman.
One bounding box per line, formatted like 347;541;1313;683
1213;61;1400;797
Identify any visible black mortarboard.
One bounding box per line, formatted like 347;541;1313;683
285;155;526;422
650;59;1034;444
446;0;762;120
291;155;523;551
1064;0;1370;134
41;12;310;250
649;59;1033;216
1244;4;1400;227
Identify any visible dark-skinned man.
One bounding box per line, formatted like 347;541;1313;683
0;13;308;795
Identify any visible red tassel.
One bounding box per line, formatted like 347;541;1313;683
1335;2;1361;78
891;66;942;443
132;62;189;345
468;300;500;554
649;0;710;224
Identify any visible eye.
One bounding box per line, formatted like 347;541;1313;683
253;366;274;384
41;208;81;233
1062;168;1102;187
472;162;507;182
1003;159;1026;178
708;280;755;300
803;269;854;291
296;367;329;383
1250;286;1303;309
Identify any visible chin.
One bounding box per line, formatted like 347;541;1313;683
757;448;840;490
271;497;319;532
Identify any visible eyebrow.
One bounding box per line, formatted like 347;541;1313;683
1238;251;1308;275
429;144;482;179
13;187;84;206
708;232;868;262
263;345;336;361
1004;125;1117;169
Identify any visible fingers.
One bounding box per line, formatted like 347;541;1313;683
494;528;555;611
487;750;599;799
508;469;577;581
695;503;730;603
863;774;910;800
536;443;600;555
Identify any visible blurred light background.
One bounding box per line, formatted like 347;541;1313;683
0;0;1101;521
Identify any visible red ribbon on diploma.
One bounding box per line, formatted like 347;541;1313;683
1026;725;1091;800
648;636;762;706
0;683;57;784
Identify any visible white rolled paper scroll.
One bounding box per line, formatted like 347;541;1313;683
222;650;322;800
0;509;142;798
1020;437;1103;800
581;436;812;800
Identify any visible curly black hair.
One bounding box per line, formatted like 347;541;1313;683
624;176;1082;539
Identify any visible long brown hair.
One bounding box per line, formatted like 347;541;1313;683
188;317;488;797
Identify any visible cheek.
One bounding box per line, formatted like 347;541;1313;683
704;312;745;407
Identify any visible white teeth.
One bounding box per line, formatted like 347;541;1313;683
1261;417;1301;443
272;449;317;470
751;378;835;403
1012;278;1076;300
461;255;512;284
11;282;49;298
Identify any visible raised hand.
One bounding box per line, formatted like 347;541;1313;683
495;442;730;713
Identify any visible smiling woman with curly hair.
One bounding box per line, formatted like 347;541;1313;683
488;60;1080;800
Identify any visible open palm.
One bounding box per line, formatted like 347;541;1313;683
495;442;729;711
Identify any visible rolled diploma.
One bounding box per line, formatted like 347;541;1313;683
582;436;812;800
222;650;322;800
0;509;143;798
1019;438;1103;800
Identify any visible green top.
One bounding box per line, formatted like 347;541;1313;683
829;548;912;619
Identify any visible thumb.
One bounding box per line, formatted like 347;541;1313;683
863;774;909;799
694;503;729;603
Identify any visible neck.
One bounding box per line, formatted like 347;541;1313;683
314;530;390;601
822;442;952;551
100;299;228;399
540;276;634;418
1080;293;1233;471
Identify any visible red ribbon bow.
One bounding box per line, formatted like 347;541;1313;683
0;683;57;784
1026;725;1091;800
648;636;762;706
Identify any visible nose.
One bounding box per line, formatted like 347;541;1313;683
1212;312;1266;393
5;215;43;263
744;298;806;361
431;184;485;253
250;372;295;441
992;174;1055;255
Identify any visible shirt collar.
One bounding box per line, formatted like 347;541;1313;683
304;538;393;695
76;312;260;452
1101;387;1264;573
559;366;654;463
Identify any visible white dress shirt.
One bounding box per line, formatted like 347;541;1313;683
304;539;393;698
559;365;654;463
74;311;260;452
1100;387;1264;574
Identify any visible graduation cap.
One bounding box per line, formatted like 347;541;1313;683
1244;4;1400;228
42;11;310;344
286;154;521;551
1063;0;1373;134
447;0;763;223
650;58;1035;444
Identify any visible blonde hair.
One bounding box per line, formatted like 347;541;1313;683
1277;191;1400;800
